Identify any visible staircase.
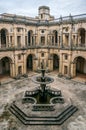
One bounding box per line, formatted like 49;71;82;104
9;103;78;125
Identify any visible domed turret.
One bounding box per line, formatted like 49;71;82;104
38;6;50;20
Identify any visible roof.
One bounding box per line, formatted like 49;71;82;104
39;6;50;10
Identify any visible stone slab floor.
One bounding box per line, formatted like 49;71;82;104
0;73;86;130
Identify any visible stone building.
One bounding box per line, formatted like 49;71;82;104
0;6;86;79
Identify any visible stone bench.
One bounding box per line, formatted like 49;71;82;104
50;97;64;104
25;90;39;97
22;97;36;104
32;104;55;111
48;89;61;96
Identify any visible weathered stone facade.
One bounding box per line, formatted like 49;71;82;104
0;6;86;78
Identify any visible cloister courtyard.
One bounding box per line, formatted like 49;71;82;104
0;72;86;130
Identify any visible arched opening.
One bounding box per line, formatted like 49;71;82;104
27;54;33;72
0;57;11;78
76;57;86;74
53;54;59;71
1;29;8;48
28;30;33;46
78;28;85;46
73;56;86;81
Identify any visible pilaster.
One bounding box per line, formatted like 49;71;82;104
59;53;63;74
10;62;15;77
60;30;63;48
14;27;17;47
75;34;78;46
69;26;72;48
71;62;76;77
0;32;1;48
85;31;86;47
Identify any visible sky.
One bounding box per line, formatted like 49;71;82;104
0;0;86;18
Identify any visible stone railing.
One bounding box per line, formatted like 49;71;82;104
0;13;86;25
0;43;86;51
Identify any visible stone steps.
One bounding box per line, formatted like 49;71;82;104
9;103;78;125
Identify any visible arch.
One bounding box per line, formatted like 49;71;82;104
77;28;85;46
0;56;12;78
72;55;86;63
74;56;86;74
0;28;8;48
72;56;86;79
26;54;33;71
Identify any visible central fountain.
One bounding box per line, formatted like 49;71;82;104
9;62;78;125
25;61;64;106
32;62;54;103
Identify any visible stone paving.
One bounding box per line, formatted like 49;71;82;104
0;72;86;130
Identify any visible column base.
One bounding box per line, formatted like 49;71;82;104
65;75;71;80
58;73;63;78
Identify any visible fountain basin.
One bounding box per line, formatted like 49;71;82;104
22;97;37;104
32;75;54;84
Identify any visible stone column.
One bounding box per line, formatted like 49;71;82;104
9;35;11;47
14;27;17;47
68;54;72;78
23;28;25;47
48;58;53;71
37;30;40;46
0;32;1;48
59;53;63;74
56;32;58;46
71;62;76;77
6;35;8;48
85;31;86;47
33;59;37;71
45;31;48;46
22;53;26;74
34;36;35;46
60;30;63;48
75;34;78;46
14;55;18;76
10;62;15;77
69;27;72;48
34;35;36;46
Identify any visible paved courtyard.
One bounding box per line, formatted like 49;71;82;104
0;72;86;130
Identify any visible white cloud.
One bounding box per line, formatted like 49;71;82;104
0;0;86;17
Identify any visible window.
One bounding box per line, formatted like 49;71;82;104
64;54;68;60
41;14;43;19
17;28;21;32
18;54;21;60
41;53;44;57
41;30;44;33
17;36;21;47
41;36;45;45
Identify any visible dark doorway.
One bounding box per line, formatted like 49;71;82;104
53;54;59;70
76;56;86;74
0;57;11;78
27;54;33;71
